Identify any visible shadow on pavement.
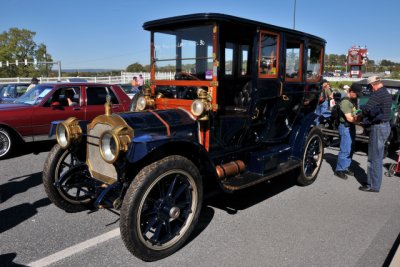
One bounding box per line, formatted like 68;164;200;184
0;172;43;203
0;198;51;233
0;253;27;267
206;173;296;215
6;141;55;160
324;152;368;185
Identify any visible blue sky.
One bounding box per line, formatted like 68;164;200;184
1;0;399;70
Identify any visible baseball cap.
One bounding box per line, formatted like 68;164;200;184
367;76;381;84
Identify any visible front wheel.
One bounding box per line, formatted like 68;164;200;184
43;144;94;212
296;127;324;186
120;155;203;261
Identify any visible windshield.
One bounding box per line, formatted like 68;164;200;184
14;84;54;105
154;25;214;80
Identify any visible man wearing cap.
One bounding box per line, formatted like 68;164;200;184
359;76;391;192
334;85;360;179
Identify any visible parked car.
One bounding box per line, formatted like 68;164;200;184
43;13;326;261
0;83;30;103
320;79;400;149
0;82;131;159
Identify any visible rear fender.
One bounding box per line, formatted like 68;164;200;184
289;112;320;159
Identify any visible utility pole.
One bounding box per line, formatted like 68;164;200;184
293;0;297;30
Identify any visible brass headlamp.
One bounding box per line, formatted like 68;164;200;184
56;117;83;149
99;126;134;164
190;89;211;120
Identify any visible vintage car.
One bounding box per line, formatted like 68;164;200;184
43;13;326;261
0;82;131;159
0;83;30;103
320;78;400;149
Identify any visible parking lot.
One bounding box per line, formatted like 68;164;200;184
1;145;399;266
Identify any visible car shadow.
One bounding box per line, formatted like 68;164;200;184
182;173;296;252
205;173;296;215
0;172;43;203
324;152;367;185
6;141;55;160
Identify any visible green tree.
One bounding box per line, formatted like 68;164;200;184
126;62;146;72
0;28;52;78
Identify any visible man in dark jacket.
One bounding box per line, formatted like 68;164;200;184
359;76;392;192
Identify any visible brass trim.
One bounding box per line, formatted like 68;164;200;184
90;169;117;184
86;113;134;179
87;114;129;131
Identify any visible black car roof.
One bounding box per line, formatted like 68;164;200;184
143;13;326;44
353;79;400;88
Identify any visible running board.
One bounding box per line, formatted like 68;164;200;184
221;160;301;191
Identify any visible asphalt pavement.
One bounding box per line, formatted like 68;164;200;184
1;145;399;267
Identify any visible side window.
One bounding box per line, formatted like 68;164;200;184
45;87;80;107
240;45;250;76
86;86;118;105
225;42;234;75
285;40;302;81
258;31;279;78
306;44;323;81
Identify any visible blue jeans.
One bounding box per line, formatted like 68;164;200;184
366;122;390;190
336;123;355;172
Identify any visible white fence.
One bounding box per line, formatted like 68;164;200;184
0;72;178;85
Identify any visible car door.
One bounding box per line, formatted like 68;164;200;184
31;86;85;141
84;85;124;120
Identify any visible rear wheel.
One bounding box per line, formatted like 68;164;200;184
296;128;324;186
0;127;13;159
43;144;94;212
120;155;203;261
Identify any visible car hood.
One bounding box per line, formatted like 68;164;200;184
0;103;33;111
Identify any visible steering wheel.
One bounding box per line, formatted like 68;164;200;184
174;72;200;81
174;72;201;99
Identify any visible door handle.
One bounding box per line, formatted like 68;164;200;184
73;107;81;110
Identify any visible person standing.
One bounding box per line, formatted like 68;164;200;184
359;76;391;192
26;77;40;92
137;74;144;90
334;86;360;179
131;76;139;92
316;79;333;117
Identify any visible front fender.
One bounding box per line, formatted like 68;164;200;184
126;134;210;165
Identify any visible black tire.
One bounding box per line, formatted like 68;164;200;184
120;155;203;261
43;144;94;212
296;127;324;186
0;127;13;159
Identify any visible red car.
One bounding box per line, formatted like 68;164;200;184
0;82;131;159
